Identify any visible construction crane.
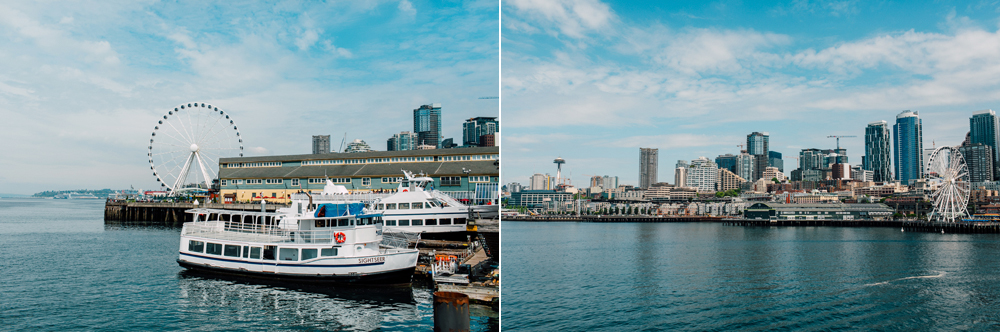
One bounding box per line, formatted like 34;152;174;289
737;144;745;153
784;156;800;168
827;135;857;149
478;96;499;99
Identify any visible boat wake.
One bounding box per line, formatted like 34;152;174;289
866;271;946;286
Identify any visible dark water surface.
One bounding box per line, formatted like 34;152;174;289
503;221;1000;331
0;198;496;331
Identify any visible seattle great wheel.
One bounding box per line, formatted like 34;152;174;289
148;102;243;193
925;146;970;222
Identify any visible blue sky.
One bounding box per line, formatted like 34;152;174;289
501;0;1000;188
0;0;498;194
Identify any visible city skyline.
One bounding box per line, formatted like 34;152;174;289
0;1;499;194
502;0;1000;188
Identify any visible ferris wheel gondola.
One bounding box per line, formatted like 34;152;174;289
148;102;243;193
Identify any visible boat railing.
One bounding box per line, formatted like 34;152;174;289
182;220;360;244
290;192;393;203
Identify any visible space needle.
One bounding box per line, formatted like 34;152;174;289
554;157;565;187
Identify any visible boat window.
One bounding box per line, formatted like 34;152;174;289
426;219;438;225
377;204;384;210
386;203;396;210
321;247;338;257
263;246;276;260
412;219;423;226
279;248;299;261
188;240;204;253
399;203;409;209
242;246;250;258
454;218;466;225
411;202;422;209
315;220;324;228
250;247;261;259
338;219;349;227
302;249;318;260
386;220;397;226
399;220;410;226
440;218;452;225
224;245;240;257
206;243;223;255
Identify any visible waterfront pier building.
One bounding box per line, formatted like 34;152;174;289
217;146;498;203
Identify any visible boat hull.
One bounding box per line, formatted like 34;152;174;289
178;259;417;285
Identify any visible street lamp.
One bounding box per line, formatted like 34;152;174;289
462;168;472;203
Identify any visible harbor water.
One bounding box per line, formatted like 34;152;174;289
504;221;1000;331
0;198;497;331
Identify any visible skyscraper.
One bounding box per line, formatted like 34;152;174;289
747;132;769;155
747;132;769;180
686;157;718;192
590;176;603;188
529;173;550;190
639;148;658;188
674;167;687;188
894;110;924;184
970;109;999;180
602;175;619;189
413;103;442;148
959;143;993;183
387;131;418;151
736;152;755;182
865;120;893;182
715;154;737;173
462;117;499;147
799;148;824;172
312;135;330;154
768;151;783;172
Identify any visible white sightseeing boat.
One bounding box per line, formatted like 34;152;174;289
177;199;419;285
370;170;472;234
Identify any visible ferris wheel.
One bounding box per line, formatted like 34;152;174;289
148;102;243;193
925;146;970;222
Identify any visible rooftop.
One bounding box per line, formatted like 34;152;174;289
219;146;498;163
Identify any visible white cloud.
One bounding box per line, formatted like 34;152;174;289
295;29;320;51
322;40;353;58
398;0;416;16
0;5;120;66
250;147;269;155
505;0;616;38
0;80;34;97
504;22;1000;129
